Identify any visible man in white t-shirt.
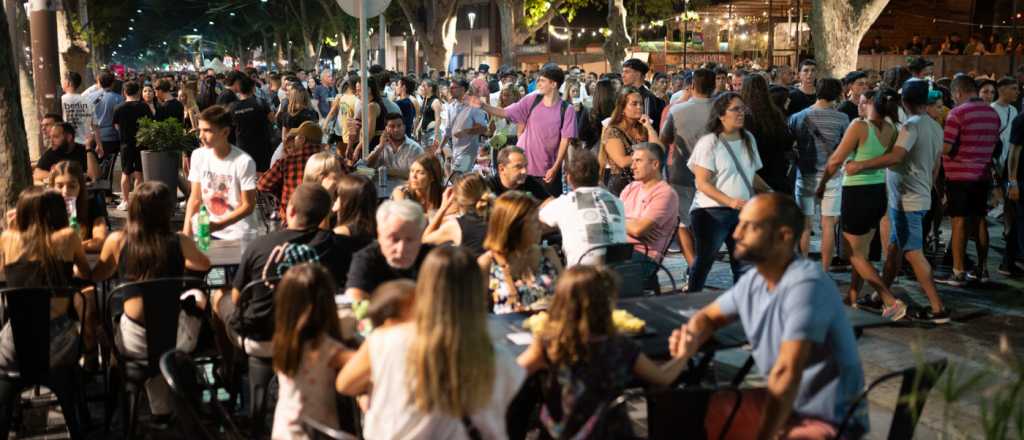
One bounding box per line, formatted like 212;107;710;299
61;71;93;146
183;105;259;241
539;150;626;266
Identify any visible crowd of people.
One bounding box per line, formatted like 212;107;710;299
9;51;1024;439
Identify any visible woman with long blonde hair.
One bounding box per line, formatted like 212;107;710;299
422;173;494;255
598;87;661;195
277;87;318;143
478;191;563;314
336;246;525;439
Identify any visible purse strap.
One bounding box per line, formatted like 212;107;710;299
717;134;754;196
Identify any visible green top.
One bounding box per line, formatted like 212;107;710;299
843;119;892;187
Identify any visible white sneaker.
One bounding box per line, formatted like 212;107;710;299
116;201;128;211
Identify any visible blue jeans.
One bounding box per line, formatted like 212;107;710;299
686;207;747;292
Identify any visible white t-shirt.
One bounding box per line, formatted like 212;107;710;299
687;132;763;210
61;93;93;145
363;324;526;440
539;186;627;266
992;101;1018;169
188;145;259;240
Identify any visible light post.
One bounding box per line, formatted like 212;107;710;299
468;11;477;69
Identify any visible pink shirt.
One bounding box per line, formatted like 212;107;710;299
621;180;679;260
942;99;1000;182
504;93;578;176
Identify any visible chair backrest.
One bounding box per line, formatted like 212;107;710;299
836;358;948;440
160;350;244;440
229;277;281;341
579;245;677;298
0;286;80;383
107;277;207;372
301;415;359;440
576;243;637;266
647;387;757;440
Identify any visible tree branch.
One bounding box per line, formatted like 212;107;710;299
523;0;568;35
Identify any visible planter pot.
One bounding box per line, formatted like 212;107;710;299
141;150;181;192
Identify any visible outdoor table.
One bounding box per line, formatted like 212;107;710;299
202;239;244;287
489;291;894;359
205;239;243;267
376;180;403;201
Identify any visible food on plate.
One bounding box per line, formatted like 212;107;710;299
522;309;645;335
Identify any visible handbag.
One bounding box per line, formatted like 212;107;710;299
717;134;755;198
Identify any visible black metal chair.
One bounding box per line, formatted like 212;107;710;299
86;151;120;203
102;276;207;437
160;350;244;440
0;286;86;440
835;359;948;440
577;243;678;297
234;276;282;434
301;414;359;440
646;386;750;440
255;191;282;233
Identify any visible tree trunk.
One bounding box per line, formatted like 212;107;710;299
5;0;41;161
604;0;630;73
497;0;518;67
336;33;352;74
274;31;287;71
810;0;889;78
0;0;35;215
398;0;459;72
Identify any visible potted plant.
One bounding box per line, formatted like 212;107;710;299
135;117;196;192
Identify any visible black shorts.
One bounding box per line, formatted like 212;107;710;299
841;184;887;235
945;180;990;217
100;140;121;158
121;145;142;174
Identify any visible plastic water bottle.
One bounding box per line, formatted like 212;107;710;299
197;205;211;252
65;197;79;233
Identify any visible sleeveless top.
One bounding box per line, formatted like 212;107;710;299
117;234;186;281
600;126;642;196
368;100;387;150
4;260;74;289
488;249;559;314
420;96;438;132
456;212;487;256
843;119;892;187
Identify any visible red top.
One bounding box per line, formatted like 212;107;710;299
257;143;324;218
942;99;1000;182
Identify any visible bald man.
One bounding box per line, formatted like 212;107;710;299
669;194;868;439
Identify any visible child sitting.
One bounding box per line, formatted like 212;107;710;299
271;263;354;440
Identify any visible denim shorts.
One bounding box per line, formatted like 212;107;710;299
888;208;926;251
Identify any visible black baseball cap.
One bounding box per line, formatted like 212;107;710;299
908;57;934;73
843;70;867;85
901;79;930;106
622;58;650;74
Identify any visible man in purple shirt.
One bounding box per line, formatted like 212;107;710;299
468;64;576;196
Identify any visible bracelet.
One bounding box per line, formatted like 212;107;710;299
1009;181;1019;188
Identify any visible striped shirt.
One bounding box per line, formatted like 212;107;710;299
942;99;1000;182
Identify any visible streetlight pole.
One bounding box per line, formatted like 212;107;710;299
468;11;477;69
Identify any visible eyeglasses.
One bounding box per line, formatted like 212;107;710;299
726;106;750;114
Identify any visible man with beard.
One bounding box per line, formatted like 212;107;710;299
366;113;424;184
669;193;869;439
34;122;87;182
